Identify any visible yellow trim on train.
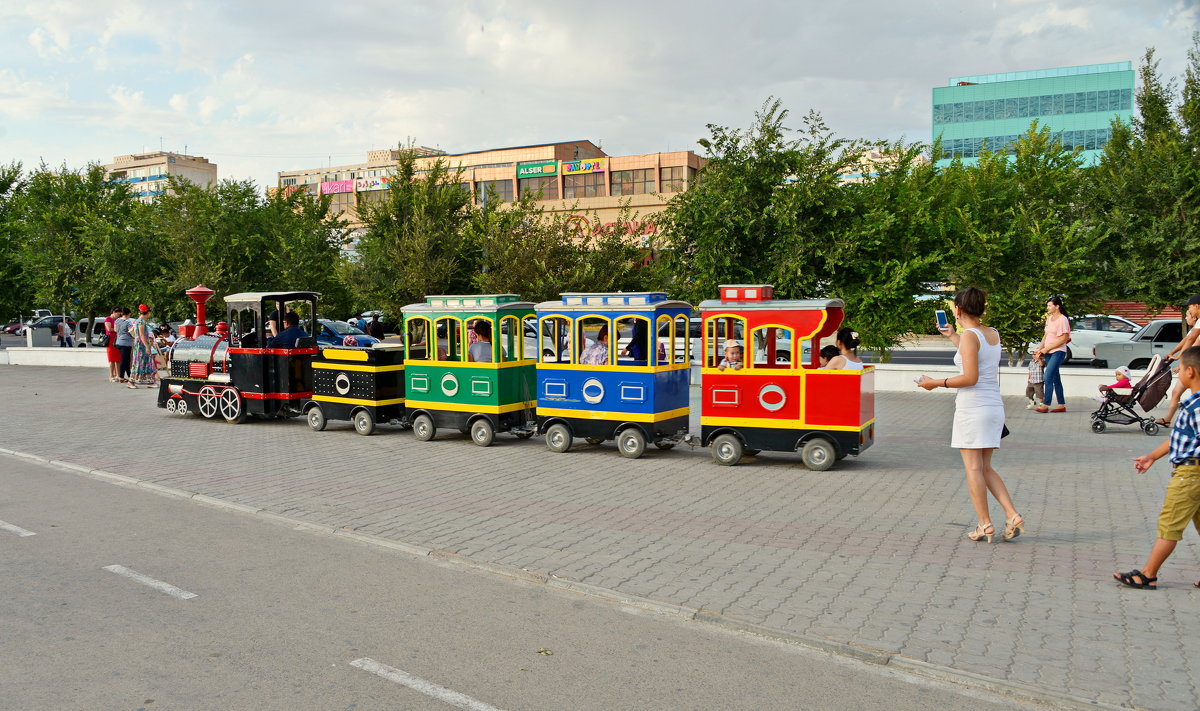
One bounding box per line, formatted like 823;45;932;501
537;362;691;373
321;349;370;362
312;362;404;373
536;405;690;423
700;416;876;432
403;358;535;369
313;395;406;406
405;399;537;414
698;365;874;376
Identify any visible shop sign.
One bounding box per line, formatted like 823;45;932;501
355;176;391;191
320;179;355;194
561;158;606;175
517;161;558;178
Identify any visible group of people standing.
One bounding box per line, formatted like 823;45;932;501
103;305;164;389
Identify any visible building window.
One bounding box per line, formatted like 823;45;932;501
660;166;694;192
475;179;513;205
519;176;559;200
942;127;1113;159
281;177;297;186
563;172;605;199
933;88;1133;125
611;169;655;196
327;192;355;214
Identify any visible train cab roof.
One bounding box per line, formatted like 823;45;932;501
401;294;535;315
224;291;321;311
535;292;692;314
698;284;843;312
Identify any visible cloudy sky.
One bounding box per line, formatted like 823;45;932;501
1;1;1196;188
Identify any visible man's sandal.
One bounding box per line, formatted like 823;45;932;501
1113;570;1157;589
1155;418;1170;426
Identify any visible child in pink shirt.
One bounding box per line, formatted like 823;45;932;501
1097;365;1133;403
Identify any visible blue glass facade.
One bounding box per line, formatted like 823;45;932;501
932;62;1135;166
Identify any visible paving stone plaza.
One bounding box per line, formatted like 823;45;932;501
3;365;1198;710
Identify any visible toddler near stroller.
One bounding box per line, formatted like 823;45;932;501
1090;356;1173;435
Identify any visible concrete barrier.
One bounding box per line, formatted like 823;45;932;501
4;347;108;368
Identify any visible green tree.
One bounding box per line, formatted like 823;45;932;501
352;150;480;317
0;163;30;321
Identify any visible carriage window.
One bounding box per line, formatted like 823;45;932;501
435;317;462;361
656;315;675;364
230;308;259;348
674;315;690;363
616;315;655;366
406;317;431;360
464;316;496;363
705;316;746;369
577;316;610;365
540;316;571;363
498;316;520;362
751;326;795;368
523;316;538;361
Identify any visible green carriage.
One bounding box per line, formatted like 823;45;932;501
400;294;538;446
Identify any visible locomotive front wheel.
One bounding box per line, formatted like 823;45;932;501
353;410;376;436
413;414;436;442
711;434;743;466
197;385;219;419
801;438;837;471
307;406;327;432
545;423;572;453
220;388;245;424
165;399;177;414
470;419;495;447
617;428;646;459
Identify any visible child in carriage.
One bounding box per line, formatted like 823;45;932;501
1096;365;1133;404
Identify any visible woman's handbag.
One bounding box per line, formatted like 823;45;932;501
1001;424;1010;438
99;333;111;347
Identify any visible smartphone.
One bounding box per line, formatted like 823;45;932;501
935;310;949;330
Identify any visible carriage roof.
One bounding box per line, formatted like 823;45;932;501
401;294;534;315
535;292;692;314
223;291;321;310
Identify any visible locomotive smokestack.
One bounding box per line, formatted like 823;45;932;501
185;285;216;339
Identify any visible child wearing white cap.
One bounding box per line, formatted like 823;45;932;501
1096;365;1134;403
718;340;743;370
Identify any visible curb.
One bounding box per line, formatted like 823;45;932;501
9;449;1132;711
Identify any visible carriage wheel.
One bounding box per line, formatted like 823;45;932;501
545;423;572;453
197;386;219;419
307;405;327;432
711;434;743;466
1141;421;1158;436
617;428;646;459
801;438;837;471
353;409;376;436
413;414;436;442
470;418;495;447
219;388;245;424
1091;419;1107;434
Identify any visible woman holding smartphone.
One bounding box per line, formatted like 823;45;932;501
917;288;1025;543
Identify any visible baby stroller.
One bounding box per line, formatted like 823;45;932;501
1090;355;1173;435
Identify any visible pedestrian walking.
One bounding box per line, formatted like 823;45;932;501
917;287;1025;543
103;306;121;382
1114;345;1200;590
1025;355;1045;409
114;307;134;383
1153;295;1200;427
1032;296;1070;413
128;304;158;388
56;319;74;348
365;313;385;340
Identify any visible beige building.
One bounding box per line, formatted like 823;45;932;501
277;141;704;241
104;151;217;203
838;148;931;184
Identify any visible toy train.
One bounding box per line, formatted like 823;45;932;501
158;284;874;469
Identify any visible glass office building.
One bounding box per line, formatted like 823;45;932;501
932;62;1135;166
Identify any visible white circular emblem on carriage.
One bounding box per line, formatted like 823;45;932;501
335;373;352;395
441;373;459;396
759;384;786;412
582;378;605;404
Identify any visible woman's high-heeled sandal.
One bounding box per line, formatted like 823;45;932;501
967;523;994;542
1004;513;1025;541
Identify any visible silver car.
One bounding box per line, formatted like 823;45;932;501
1091;318;1184;369
1027;314;1139;362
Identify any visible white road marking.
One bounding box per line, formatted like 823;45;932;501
350;658;509;711
102;565;198;600
0;519;36;537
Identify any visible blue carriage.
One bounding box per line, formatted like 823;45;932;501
534;292;693;458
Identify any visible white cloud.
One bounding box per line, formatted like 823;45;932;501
169;93;188;113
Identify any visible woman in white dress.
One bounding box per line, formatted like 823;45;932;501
918;288;1025;543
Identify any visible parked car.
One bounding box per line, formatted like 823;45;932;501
74;317;110;346
20;315;75;336
316;319;380;348
1027;314;1140;362
3;317;23;335
1091;318;1183;369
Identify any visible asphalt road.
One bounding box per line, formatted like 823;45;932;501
0;456;1043;711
